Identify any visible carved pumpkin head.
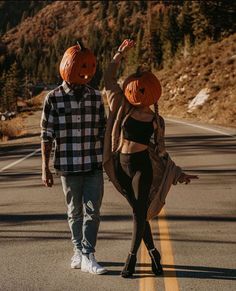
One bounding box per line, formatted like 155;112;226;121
123;71;162;106
59;44;96;85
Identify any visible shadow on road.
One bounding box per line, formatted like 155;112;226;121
0;213;67;222
160;214;236;222
1;213;235;222
164;264;236;281
95;262;236;280
0;143;40;156
0;214;235;245
96;261;156;278
164;134;236;156
12;133;40;140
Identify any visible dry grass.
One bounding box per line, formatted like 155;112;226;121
0;91;49;141
26;91;48;109
0;117;26;141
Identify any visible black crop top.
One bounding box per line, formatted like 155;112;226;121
122;116;154;145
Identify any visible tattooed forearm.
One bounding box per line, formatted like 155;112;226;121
41;141;53;169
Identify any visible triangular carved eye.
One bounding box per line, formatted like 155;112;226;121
82;64;87;68
139;88;145;94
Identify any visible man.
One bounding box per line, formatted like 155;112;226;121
40;43;107;275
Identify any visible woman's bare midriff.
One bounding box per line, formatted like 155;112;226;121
120;139;148;154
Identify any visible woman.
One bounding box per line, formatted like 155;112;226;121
103;39;198;278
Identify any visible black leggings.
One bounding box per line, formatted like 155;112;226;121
118;150;155;254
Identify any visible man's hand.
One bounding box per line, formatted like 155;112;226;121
178;172;199;184
41;141;53;187
42;167;54;187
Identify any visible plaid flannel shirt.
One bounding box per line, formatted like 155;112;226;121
41;81;106;173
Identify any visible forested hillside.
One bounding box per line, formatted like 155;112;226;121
0;0;235;126
0;1;52;34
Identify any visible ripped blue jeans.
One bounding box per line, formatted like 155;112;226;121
61;169;104;254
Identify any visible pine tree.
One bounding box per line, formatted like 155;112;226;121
123;1;133;18
99;1;109;20
48;47;57;83
178;0;194;42
108;1;118;18
117;8;125;29
162;39;172;68
19;35;25;48
141;2;153;68
22;73;31;99
79;1;87;9
0;72;6;111
168;6;182;57
6;22;11;32
2;63;21;111
148;9;164;69
134;28;143;64
87;1;93;13
190;1;210;43
21;11;28;22
139;0;148;12
159;5;181;67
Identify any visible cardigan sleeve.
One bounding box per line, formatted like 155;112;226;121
104;61;124;112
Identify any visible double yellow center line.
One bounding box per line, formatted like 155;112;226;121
139;209;179;291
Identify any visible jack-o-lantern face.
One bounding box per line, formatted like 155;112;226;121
59;45;96;85
123;71;162;106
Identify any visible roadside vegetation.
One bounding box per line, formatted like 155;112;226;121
0;116;25;141
0;91;46;141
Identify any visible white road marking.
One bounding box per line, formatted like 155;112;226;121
0;148;41;173
165;118;236;137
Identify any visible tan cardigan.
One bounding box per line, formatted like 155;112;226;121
103;61;182;220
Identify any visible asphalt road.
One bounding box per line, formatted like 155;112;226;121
0;118;235;291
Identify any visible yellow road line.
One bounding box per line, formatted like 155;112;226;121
158;209;179;291
139;238;155;291
139;209;179;291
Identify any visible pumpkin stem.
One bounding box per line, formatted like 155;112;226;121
76;39;85;50
135;64;151;77
134;66;143;77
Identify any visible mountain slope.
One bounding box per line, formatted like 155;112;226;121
158;33;236;127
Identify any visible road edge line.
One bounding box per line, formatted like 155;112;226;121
165;117;235;137
0;148;41;173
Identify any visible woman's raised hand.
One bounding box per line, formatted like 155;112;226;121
118;39;135;54
113;39;135;63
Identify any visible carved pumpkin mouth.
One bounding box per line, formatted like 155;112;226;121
79;75;89;79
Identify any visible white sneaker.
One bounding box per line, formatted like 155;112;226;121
71;250;82;269
81;253;107;275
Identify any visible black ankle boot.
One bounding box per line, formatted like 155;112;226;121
149;248;163;276
121;253;137;278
